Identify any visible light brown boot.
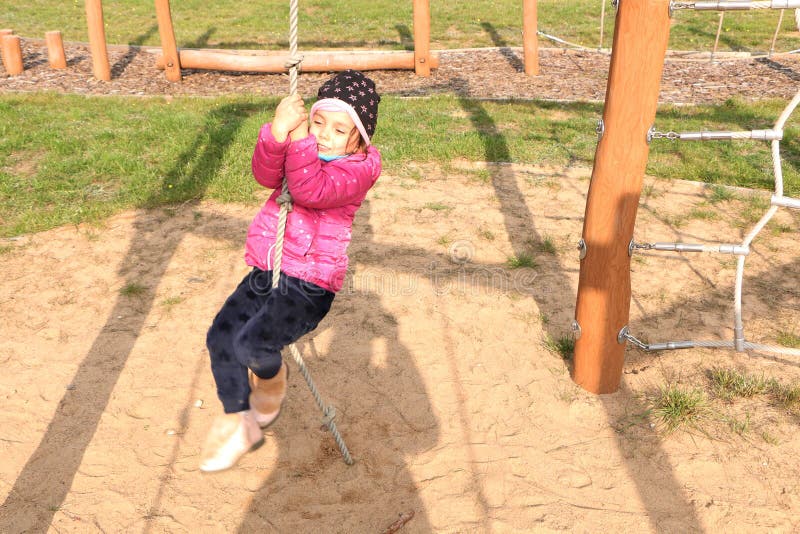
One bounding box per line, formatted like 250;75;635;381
249;361;288;428
199;410;264;473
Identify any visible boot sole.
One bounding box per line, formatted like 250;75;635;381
200;437;265;474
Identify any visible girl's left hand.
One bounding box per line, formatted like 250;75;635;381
271;93;307;142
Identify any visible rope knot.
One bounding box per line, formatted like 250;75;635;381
276;191;294;212
322;406;336;426
284;54;304;70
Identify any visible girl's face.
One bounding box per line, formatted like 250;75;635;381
310;109;361;157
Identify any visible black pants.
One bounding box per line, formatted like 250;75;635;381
207;268;334;413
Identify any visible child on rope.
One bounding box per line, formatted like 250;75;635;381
200;70;382;472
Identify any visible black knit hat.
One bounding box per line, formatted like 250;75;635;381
316;69;380;139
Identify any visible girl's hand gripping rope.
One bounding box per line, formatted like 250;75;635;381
271;93;308;143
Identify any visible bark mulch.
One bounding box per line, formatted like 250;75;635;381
3;39;800;104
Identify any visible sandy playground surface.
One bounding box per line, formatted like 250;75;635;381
1;156;799;533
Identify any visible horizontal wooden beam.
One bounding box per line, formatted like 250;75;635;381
154;48;439;73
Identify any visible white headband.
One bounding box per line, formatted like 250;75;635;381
309;98;370;145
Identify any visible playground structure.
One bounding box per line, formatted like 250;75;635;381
572;0;800;395
3;1;800;81
1;0;544;81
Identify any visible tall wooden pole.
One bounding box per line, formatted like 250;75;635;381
85;0;111;81
522;0;539;75
572;0;672;394
413;0;431;76
155;0;182;82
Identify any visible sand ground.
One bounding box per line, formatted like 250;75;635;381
1;160;799;533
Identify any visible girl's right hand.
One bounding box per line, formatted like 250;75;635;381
271;94;307;142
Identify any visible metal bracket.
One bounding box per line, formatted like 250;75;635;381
577;239;587;260
571;319;582;339
596;119;605;141
618;325;630;345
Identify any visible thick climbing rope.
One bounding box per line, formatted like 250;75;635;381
271;0;354;465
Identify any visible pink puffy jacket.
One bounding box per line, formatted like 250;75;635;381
245;123;382;292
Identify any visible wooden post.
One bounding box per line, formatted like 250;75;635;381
154;0;181;82
413;0;431;76
572;0;672;394
522;0;539;75
2;35;23;76
45;31;67;69
85;0;111;81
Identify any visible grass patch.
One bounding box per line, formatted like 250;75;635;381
543;334;575;361
161;296;184;307
538;235;557;254
651;385;708;433
120;282;147;297
708;367;771;400
771;382;800;411
506;253;538;269
687;206;719;221
776;331;800;348
707;184;737;204
709;367;800;415
422;202;452;212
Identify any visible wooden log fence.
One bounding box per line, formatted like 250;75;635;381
154;48;439;73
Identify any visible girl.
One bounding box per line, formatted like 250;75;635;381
200;70;381;472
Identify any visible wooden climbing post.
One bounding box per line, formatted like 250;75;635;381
572;0;672;394
155;0;182;82
85;0;111;81
413;0;431;76
523;0;539;75
46;31;67;69
2;35;23;76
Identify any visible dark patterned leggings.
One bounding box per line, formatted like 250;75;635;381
207;268;334;413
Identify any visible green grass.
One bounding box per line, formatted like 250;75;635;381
2;93;799;237
544;334;575;361
709;367;771;400
3;1;798;53
651;385;708;433
707;184;737;204
777;331;800;348
709;367;800;414
119;281;147;296
506;253;538;269
538;235;557;254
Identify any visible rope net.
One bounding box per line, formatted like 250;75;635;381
629;89;800;358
